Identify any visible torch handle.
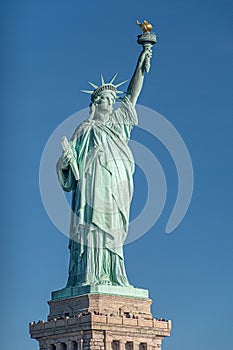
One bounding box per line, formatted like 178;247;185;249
143;43;152;73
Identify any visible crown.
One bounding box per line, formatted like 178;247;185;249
81;73;128;101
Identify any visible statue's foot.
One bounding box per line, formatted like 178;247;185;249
99;279;111;286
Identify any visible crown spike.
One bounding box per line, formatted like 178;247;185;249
81;75;129;98
101;74;105;85
109;73;118;84
88;81;98;89
115;79;129;88
80;90;94;94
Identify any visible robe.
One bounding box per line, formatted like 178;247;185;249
56;96;138;286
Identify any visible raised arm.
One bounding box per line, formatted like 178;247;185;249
126;48;152;106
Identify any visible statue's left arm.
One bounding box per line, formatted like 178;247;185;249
126;48;152;106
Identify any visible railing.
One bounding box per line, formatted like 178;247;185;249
30;313;172;332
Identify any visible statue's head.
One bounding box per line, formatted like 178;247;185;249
81;73;128;108
92;90;116;113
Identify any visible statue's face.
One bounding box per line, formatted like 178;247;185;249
95;91;115;114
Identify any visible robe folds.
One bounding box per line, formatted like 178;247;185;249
57;96;138;286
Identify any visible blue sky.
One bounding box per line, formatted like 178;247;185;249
1;0;232;349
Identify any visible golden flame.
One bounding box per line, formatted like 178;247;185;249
136;19;153;33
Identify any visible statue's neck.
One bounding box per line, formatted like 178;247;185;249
93;111;112;122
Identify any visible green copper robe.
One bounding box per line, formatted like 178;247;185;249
57;96;137;286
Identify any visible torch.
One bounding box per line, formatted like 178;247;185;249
136;19;157;73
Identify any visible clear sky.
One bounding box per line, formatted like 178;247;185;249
1;0;232;349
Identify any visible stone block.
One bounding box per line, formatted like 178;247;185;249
30;293;171;349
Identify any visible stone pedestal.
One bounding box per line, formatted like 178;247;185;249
30;288;171;349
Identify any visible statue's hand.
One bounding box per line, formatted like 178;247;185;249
139;48;152;64
138;48;153;73
126;47;153;105
61;148;74;169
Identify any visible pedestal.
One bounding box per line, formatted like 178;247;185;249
30;288;171;349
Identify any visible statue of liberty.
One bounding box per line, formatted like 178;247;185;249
56;22;156;288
